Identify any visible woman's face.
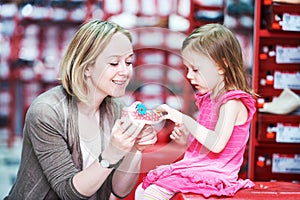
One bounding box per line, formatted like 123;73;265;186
182;47;224;95
85;32;133;98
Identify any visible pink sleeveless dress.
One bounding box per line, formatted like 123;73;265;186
142;90;256;198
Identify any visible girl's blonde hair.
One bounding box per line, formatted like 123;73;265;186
60;19;132;102
182;23;254;96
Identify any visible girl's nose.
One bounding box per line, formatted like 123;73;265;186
186;70;193;80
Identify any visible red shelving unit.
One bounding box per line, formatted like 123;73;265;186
0;0;98;147
191;0;225;30
249;0;300;181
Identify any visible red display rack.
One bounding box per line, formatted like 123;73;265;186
249;0;300;182
0;0;98;147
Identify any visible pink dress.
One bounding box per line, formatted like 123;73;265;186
142;90;256;198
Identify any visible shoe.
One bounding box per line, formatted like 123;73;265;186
259;88;300;115
122;101;166;124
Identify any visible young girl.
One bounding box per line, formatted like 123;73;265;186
135;23;256;199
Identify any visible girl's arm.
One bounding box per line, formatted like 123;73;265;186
169;123;189;146
158;99;247;153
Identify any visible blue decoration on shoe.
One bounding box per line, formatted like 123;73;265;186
136;103;147;115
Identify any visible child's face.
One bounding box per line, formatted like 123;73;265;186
182;47;224;95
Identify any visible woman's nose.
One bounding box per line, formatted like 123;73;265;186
118;62;131;75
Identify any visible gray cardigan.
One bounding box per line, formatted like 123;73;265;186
5;86;122;200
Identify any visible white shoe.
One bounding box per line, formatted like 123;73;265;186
259;88;300;115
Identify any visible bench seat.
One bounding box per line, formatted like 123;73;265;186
171;181;300;200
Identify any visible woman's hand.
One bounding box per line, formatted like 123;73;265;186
170;123;189;146
102;117;145;164
135;125;157;152
156;104;184;124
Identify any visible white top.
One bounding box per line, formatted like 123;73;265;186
79;133;102;169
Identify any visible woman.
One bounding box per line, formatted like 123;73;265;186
5;19;157;200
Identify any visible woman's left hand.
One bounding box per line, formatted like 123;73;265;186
134;125;157;152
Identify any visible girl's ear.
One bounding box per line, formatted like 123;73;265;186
222;58;229;67
218;58;228;75
218;67;226;75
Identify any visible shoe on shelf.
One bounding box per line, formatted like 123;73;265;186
259;88;300;115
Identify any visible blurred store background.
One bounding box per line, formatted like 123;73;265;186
0;0;256;198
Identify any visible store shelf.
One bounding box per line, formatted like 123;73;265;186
0;0;199;147
249;0;300;182
0;0;98;146
190;0;225;31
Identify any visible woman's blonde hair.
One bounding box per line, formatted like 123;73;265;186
60;19;131;133
182;23;254;96
60;19;132;102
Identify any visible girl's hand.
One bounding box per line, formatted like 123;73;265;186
135;125;157;152
170;123;189;146
155;104;183;124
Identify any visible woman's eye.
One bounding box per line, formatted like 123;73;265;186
125;61;133;66
110;63;118;66
109;60;132;67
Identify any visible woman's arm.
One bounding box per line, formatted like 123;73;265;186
158;100;247;153
27;100;148;199
27;103;89;200
111;148;142;198
72;145;142;198
73;117;145;197
111;124;157;198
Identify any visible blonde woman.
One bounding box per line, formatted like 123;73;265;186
136;23;256;199
5;20;157;200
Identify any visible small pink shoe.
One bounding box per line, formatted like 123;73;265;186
122;101;165;124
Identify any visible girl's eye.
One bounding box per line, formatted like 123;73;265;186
192;66;200;72
187;67;198;72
